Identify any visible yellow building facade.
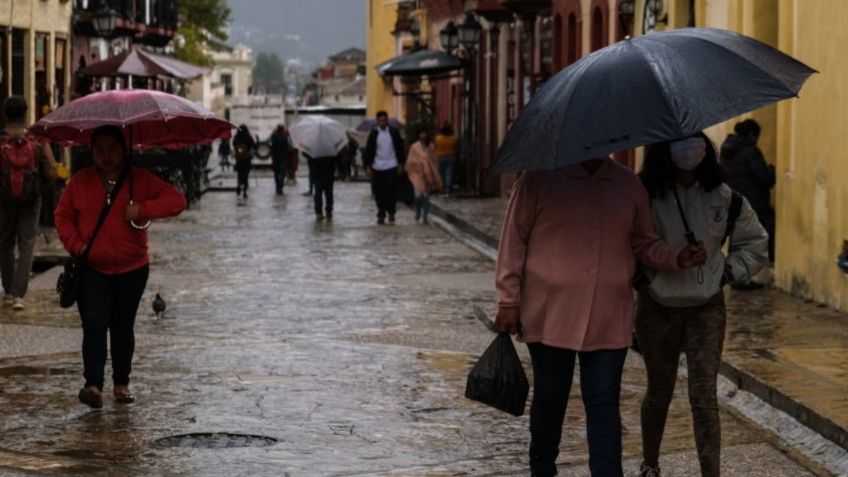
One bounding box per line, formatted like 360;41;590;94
366;0;398;118
633;0;847;310
0;0;73;124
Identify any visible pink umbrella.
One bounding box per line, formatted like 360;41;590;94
29;89;233;150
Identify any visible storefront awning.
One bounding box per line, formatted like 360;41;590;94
377;49;469;77
79;47;207;80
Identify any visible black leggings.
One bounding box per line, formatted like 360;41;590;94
78;264;149;390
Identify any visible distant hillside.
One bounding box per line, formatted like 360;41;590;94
224;0;366;68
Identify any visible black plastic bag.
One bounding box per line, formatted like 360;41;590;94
465;333;529;417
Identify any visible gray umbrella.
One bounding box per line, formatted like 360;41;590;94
491;28;815;173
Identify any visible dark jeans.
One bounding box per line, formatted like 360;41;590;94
0;202;41;299
272;156;287;193
755;207;775;262
371;168;398;219
78;265;149;390
636;292;726;477
314;177;334;215
438;155;456;194
236;168;250;195
528;343;627;477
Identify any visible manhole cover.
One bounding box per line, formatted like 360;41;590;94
153;433;279;449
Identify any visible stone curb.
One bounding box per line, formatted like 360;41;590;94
428;200;848;459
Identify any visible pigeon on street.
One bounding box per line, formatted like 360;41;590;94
152;293;166;319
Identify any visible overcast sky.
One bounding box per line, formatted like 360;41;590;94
224;0;366;67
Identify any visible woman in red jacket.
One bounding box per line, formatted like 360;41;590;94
55;125;186;409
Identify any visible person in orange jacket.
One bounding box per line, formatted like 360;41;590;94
55;125;186;409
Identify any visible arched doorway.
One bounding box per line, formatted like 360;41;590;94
566;13;579;65
553;0;581;67
590;1;609;52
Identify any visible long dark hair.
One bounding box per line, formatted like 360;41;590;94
639;131;725;200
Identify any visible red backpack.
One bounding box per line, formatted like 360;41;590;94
0;136;40;206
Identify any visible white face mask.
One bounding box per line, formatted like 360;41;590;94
669;137;707;171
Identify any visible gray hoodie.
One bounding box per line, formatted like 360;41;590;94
647;183;769;307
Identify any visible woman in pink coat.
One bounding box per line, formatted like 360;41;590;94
494;157;706;477
405;129;443;224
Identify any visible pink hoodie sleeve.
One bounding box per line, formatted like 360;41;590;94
631;183;680;272
495;174;538;307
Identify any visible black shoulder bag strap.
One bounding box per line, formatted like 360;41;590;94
670;187;698;246
80;168;128;260
722;191;744;248
671;186;704;284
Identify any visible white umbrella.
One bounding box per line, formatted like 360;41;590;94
289;115;348;158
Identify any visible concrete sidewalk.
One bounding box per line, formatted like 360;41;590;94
430;195;848;473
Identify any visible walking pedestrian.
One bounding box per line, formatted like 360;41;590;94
217;138;231;172
0;96;58;310
435;122;459;196
636;133;768;477
269;124;291;195
345;135;359;180
303;154;315;197
363;111;404;225
54;125;186;409
286;144;299;185
720;119;776;265
232;125;255;199
306;151;339;222
405;129;442;224
495;157;707;477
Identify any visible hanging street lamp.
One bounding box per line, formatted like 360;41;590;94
440;20;458;54
92;1;118;38
458;12;483;51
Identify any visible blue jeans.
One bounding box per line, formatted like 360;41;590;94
438;155;456;194
414;190;430;221
528;343;627;477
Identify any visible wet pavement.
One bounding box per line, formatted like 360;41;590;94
0;173;816;475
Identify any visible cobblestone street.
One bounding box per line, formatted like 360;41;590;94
0;174;817;476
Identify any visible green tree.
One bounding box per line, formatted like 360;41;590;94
175;0;232;66
253;52;285;94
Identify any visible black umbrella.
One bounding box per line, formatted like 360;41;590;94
377;48;469;77
491;28;816;173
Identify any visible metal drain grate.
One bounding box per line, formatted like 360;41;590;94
153;433;279;449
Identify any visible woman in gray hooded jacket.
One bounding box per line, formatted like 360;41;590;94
635;132;769;477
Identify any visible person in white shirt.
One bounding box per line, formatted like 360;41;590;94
635;132;768;477
363;111;405;225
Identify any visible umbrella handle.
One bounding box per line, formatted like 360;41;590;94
129;199;152;230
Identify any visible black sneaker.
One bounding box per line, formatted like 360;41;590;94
388;214;396;224
377;217;385;225
316;213;324;222
325;213;333;221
